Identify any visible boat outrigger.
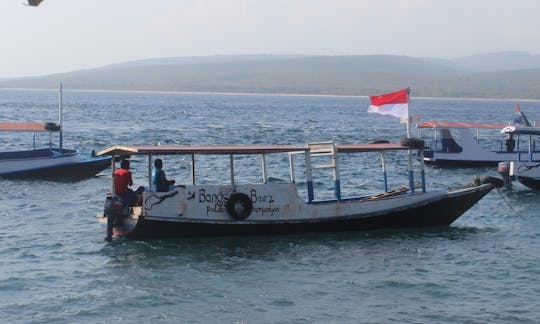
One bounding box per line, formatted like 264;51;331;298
96;140;498;240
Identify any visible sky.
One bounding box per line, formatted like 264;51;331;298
2;0;540;78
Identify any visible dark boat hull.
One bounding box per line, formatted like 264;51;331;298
424;159;500;167
108;184;493;239
516;176;540;190
1;156;112;180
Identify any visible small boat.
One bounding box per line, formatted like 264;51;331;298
0;122;112;179
499;125;540;189
0;84;112;180
96;141;498;240
417;121;540;166
418;104;539;167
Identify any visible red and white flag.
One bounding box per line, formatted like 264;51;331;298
368;88;409;119
514;103;531;126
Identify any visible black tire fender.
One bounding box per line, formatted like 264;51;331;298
369;139;390;144
44;122;61;132
226;192;253;220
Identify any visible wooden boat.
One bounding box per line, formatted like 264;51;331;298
417;121;540;166
500;125;540;189
96;141;498;240
0;85;112;179
0;122;112;179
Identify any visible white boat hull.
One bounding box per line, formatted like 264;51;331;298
97;182;494;238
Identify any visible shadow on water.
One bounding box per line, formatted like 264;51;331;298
97;225;495;271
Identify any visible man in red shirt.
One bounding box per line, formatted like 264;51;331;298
114;159;133;195
114;159;142;206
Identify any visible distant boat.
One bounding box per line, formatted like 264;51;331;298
0;122;112;180
417;105;538;167
0;85;112;180
500;125;540;189
417;121;525;166
96;141;498;240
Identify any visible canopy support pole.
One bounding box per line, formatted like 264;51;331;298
261;154;268;183
305;151;314;203
191;153;195;185
408;150;414;194
230;154;235;185
380;152;388;192
419;149;426;192
148;155;153;191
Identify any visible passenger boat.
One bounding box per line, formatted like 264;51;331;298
417;121;540;166
499;125;540;189
96;141;498;240
418;104;539;167
0;85;112;179
0;122;112;179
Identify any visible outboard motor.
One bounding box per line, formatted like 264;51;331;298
497;162;512;189
104;194;123;241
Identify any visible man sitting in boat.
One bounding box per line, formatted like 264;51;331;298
440;129;462;153
152;158;175;192
506;134;515;152
114;159;144;206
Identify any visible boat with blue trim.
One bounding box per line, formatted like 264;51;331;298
0;121;112;179
417;105;540;167
96;141;498;240
0;85;112;180
499;125;540;189
417;121;540;166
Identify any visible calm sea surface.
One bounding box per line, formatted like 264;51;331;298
1;89;540;323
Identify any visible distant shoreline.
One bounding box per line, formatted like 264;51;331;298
1;87;540;102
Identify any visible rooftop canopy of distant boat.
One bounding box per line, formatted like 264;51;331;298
96;140;497;240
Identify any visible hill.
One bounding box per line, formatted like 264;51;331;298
2;53;540;99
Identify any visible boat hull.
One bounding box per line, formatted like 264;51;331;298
98;184;493;238
423;151;522;167
510;161;540;190
0;149;111;179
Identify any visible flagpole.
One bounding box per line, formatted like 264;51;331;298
406;87;411;138
58;83;63;152
406;87;414;193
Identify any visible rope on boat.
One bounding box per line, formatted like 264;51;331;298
494;188;527;220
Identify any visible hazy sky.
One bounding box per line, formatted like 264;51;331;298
2;0;540;78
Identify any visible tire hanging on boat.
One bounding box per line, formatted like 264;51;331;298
44;122;61;132
226;192;253;220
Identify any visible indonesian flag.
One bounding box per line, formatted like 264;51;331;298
368;88;409;119
514;104;531;126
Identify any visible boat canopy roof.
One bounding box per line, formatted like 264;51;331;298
417;121;507;130
97;142;413;157
0;122;52;132
501;125;540;136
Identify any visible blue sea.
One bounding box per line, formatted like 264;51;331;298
1;89;540;323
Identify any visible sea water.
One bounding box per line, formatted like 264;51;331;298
0;89;539;323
